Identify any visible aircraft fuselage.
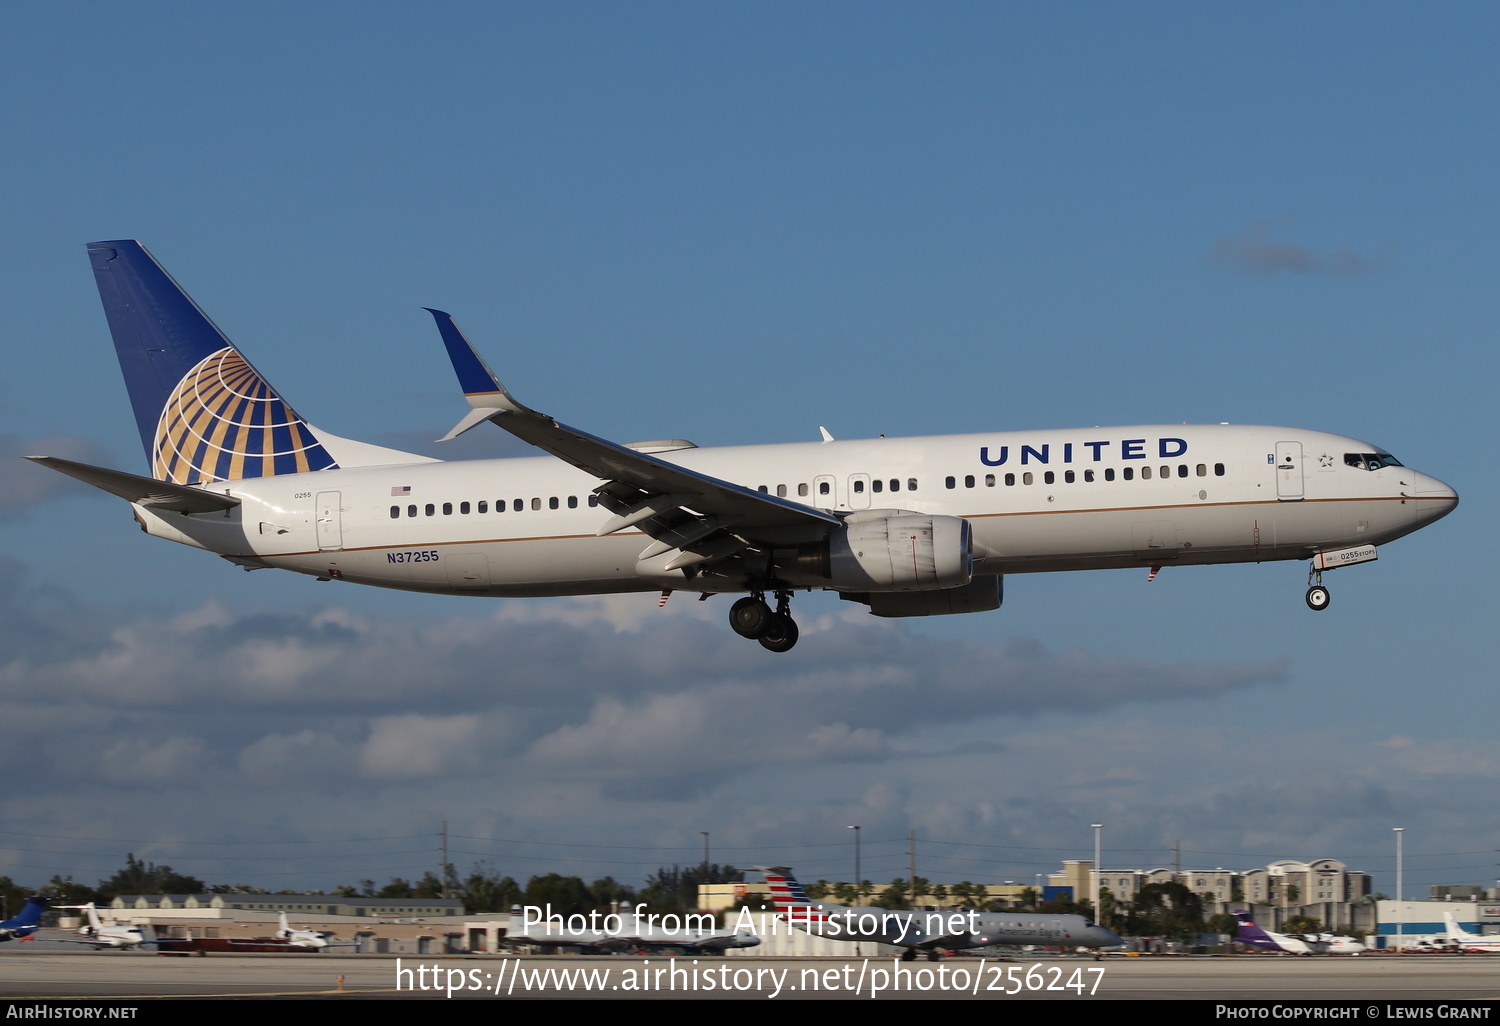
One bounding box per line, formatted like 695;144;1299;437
136;423;1456;599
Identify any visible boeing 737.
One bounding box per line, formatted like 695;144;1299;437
28;241;1458;652
756;866;1122;959
1440;910;1500;953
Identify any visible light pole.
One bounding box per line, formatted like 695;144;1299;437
849;825;862;956
1091;823;1103;922
848;825;861;901
1394;827;1404;951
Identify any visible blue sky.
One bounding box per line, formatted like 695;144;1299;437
0;2;1492;897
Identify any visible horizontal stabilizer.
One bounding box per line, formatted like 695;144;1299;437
24;456;240;514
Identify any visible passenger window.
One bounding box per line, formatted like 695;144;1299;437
463;501;474;514
908;478;918;491
1064;470;1075;483
1178;465;1188;478
389;506;399;519
964;475;975;488
1044;471;1055;484
776;484;787;497
758;485;768;493
530;498;540;511
1023;472;1034;485
890;479;900;492
854;480;865;493
1084;470;1094;482
872;479;883;493
443;502;453;515
819;481;831;495
945;476;956;489
514;499;523;511
1005;473;1015;486
549;497;559;510
985;474;995;487
479;501;488;513
425;504;435;516
798;483;809;497
407;504;417;517
1142;467;1153;480
1214;463;1225;477
588;495;599;506
568;496;578;508
1123;467;1134;481
1160;465;1170;479
1196;464;1206;477
1105;468;1115;482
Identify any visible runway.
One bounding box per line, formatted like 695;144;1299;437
1;951;1498;1001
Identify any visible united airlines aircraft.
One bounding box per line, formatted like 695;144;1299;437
29;241;1458;653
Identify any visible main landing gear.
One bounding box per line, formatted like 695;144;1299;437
1305;566;1331;611
729;590;799;652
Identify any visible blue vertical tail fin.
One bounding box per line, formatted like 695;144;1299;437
87;240;340;484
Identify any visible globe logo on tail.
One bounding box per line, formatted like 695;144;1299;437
153;348;337;484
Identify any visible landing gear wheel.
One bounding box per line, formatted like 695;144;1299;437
758;613;799;653
900;949;916;962
1305;585;1331;611
926;949;942;962
729;597;773;639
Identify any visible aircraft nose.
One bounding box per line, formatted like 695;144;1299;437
1092;926;1125;947
1412;472;1458;526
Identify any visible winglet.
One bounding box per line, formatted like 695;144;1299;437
424;308;541;440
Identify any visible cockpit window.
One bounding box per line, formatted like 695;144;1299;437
1345;452;1403;471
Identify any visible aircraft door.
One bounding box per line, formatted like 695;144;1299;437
813;475;836;511
1275;442;1305;501
316;491;343;550
848;474;871;510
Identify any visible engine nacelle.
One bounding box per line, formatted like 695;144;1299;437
827;512;973;592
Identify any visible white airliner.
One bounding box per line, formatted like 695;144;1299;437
1232;911;1365;955
1441;910;1500;953
757;866;1122;959
29;241;1458;652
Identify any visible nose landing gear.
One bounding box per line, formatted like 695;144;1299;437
728;590;799;652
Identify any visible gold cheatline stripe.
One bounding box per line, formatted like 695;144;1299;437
261;494;1439;559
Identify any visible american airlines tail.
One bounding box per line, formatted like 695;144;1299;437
85;240;431;485
757;865;840;923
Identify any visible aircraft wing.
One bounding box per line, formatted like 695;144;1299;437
427;310;840;568
24;456;241;515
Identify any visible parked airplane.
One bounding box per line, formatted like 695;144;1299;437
55;903;152;949
29;241;1458;652
1232;911;1366;955
0;897;48;943
226;911;355;951
1440;910;1500;953
756;866;1122;960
